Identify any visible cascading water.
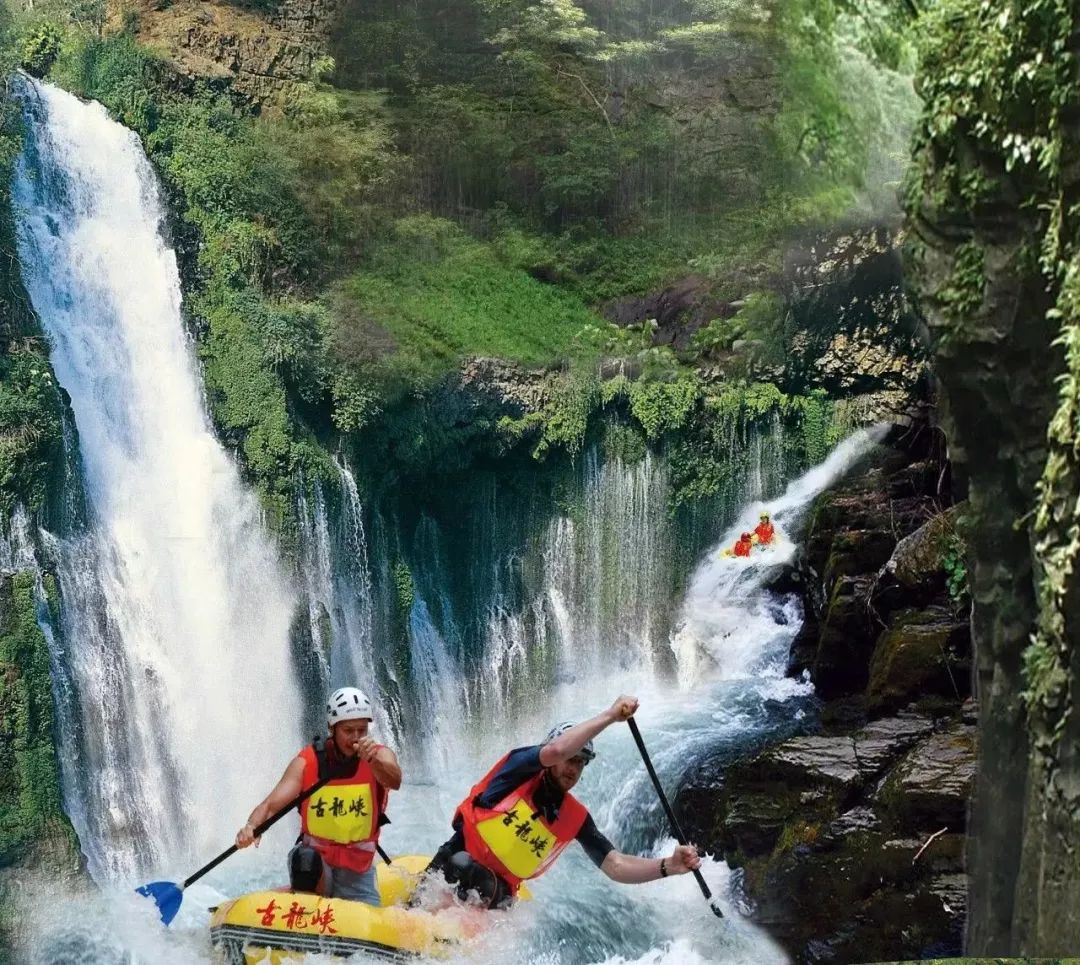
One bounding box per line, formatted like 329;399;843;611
12;77;304;885
672;427;887;689
8;77;890;965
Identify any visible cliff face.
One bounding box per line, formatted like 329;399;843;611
121;0;340;107
902;0;1080;954
677;425;973;963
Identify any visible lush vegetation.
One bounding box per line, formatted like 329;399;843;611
0;0;918;520
0;571;72;867
902;0;1077;748
0;8;66;520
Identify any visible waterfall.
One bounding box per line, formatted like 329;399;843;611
6;77;882;965
672;426;886;688
12;78;304;881
389;428;792;772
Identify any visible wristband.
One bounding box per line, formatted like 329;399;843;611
660;858;668;878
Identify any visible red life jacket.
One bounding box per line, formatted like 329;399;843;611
734;539;752;557
755;522;775;545
455;754;589;894
298;742;386;874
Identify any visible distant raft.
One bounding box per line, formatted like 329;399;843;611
209;855;485;963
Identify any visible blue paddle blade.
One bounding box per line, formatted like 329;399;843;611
136;881;184;925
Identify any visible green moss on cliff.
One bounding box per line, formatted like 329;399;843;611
904;0;1080;948
0;571;77;866
0;16;66;519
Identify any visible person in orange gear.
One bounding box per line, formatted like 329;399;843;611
235;687;402;905
754;512;775;546
421;696;702;909
733;532;753;557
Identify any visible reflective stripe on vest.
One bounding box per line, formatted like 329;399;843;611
455;755;588;893
298;744;384;874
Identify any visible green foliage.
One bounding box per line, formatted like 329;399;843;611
664;381;842;507
392;559;415;615
796;388;835;466
907;0;1080;769
625;376;700;441
334;217;604;384
68;0;106;38
0;350;65;517
0;15;67;519
600;421;647;464
498;370;600;459
19;22;61;78
0;571;76;866
936;240;986;334
691;292;787;362
942;531;969;604
59;33;160;132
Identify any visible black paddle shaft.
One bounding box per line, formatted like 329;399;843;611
182;769;392;890
626;717;723;917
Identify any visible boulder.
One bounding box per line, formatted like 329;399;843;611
812;575;876;698
873;504;966;619
877;722;977;833
866;607;971;714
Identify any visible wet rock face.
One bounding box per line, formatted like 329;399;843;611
602;227;924;410
783;226;925;396
679;715;976;963
127;0;341;107
677;422;973;962
866;607;970;714
877;726;977;832
458;356;549;416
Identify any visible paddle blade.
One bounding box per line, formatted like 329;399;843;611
136;881;184;925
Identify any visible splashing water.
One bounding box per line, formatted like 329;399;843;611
671;426;887;689
7;76;885;965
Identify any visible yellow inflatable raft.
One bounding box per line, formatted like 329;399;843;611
209;855;518;963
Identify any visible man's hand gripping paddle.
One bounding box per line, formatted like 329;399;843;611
626;716;724;918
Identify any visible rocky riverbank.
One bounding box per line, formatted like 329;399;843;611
677;421;974;963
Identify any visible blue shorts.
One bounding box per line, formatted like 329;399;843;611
324;863;380;906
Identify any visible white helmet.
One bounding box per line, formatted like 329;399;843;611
326;687;373;727
543;722;596;763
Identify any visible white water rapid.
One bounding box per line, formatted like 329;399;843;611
672;427;887;689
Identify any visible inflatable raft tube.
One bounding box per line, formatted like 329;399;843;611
210;854;514;963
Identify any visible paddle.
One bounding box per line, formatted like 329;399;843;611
626;717;724;919
137;771;394;925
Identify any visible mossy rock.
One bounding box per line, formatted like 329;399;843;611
876;724;976;834
822;527;898;590
883;504;965;596
751;823;964;961
722;788;806;860
866;607;970;714
813;575;877;698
